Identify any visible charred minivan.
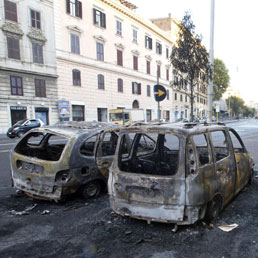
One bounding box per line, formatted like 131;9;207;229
11;122;121;201
108;123;254;225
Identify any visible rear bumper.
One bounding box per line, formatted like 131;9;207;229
109;196;206;225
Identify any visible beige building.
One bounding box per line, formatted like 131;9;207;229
0;0;58;133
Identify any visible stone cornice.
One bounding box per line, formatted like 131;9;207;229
27;28;47;43
66;25;83;34
115;43;125;50
1;22;23;37
93;35;107;42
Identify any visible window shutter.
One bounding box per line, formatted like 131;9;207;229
132;82;134;94
93;8;97;24
102;12;106;28
150;38;152;49
138;83;141;95
66;0;70;14
160;44;162;54
76;0;82;18
78;1;82;18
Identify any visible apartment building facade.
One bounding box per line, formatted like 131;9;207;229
53;0;177;122
0;0;58;133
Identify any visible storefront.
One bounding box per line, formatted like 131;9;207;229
10;106;27;126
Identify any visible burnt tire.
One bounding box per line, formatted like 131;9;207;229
17;131;25;138
81;181;101;199
248;170;254;185
205;197;221;223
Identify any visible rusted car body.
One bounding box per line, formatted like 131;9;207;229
108;123;254;225
11;122;121;202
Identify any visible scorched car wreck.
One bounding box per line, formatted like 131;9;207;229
108;122;254;225
11;122;121;201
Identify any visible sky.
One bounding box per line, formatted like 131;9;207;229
132;0;258;104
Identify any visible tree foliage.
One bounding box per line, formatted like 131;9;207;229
213;58;230;100
227;96;245;116
170;12;212;121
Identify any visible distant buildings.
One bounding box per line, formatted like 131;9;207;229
0;0;208;133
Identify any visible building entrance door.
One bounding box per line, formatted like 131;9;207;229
10;106;27;125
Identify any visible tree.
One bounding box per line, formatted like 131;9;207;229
227;96;244;116
170;12;212;121
213;58;230;100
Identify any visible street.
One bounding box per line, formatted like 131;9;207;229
0;119;258;258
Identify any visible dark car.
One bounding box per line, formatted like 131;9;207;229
7;119;44;138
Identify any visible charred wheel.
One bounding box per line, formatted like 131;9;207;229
81;181;101;199
205;196;221;223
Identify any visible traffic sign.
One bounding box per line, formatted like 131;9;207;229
154;84;166;102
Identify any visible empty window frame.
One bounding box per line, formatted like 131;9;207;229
133;56;138;70
7;37;20;60
145;36;152;49
210;130;229;161
96;42;104;61
117;49;123;66
31;9;41;29
35;79;46;97
10;76;23;96
93;8;106;28
117;78;123;92
66;0;82;18
132;28;137;43
98;74;105;90
72;69;81;86
4;0;17;22
70;34;80;54
147;85;151;97
192;134;210;166
32;43;43;64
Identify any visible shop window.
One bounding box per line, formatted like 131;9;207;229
72;105;84;121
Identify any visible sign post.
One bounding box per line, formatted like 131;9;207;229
216;104;220;121
154;84;166;121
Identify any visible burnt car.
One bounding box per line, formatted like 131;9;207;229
11;122;121;202
108;122;254;225
7;118;44;138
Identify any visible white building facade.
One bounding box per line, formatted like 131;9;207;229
0;0;58;133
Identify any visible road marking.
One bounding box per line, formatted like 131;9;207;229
0;143;16;146
0;150;10;153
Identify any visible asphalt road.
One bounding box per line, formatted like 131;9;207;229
0;119;258;258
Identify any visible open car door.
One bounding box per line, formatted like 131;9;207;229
95;129;120;178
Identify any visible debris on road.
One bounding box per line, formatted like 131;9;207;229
10;204;37;216
218;224;239;232
41;210;50;215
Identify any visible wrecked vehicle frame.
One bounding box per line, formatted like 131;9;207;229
11;121;121;202
108;122;254;225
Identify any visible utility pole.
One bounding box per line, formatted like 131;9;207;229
208;0;215;122
157;69;160;121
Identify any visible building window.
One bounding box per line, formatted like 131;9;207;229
156;42;162;54
72;69;81;86
185;95;187;102
31;9;41;29
7;37;20;60
96;42;104;61
175;93;177;101
10;76;23;96
72;105;84;121
166;69;169;81
117;49;123;66
66;0;82;18
133;28;137;43
132;82;141;95
167;90;169;100
145;36;152;49
118;78;123;92
70;33;80;54
116;20;122;35
98;74;105;90
147;85;151;97
32;43;43;64
35;79;46;97
132;100;139;109
166;47;169;59
180;94;183;102
133;56;138;71
4;0;17;22
146;60;150;74
93;8;106;28
146;109;152;122
157;65;161;78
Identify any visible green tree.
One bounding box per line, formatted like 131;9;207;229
213;58;230;100
227;96;244;116
170;12;212;121
242;106;255;117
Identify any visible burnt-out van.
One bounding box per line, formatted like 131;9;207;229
11;122;121;202
108;123;254;224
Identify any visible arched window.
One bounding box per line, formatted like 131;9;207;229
72;69;81;86
132;100;139;109
117;78;123;92
97;74;105;89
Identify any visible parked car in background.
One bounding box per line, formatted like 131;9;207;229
7;119;44;138
108;122;254;225
11;121;122;202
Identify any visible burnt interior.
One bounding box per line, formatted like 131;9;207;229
15;132;68;161
119;133;180;176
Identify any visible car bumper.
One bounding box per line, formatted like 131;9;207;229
7;131;16;138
